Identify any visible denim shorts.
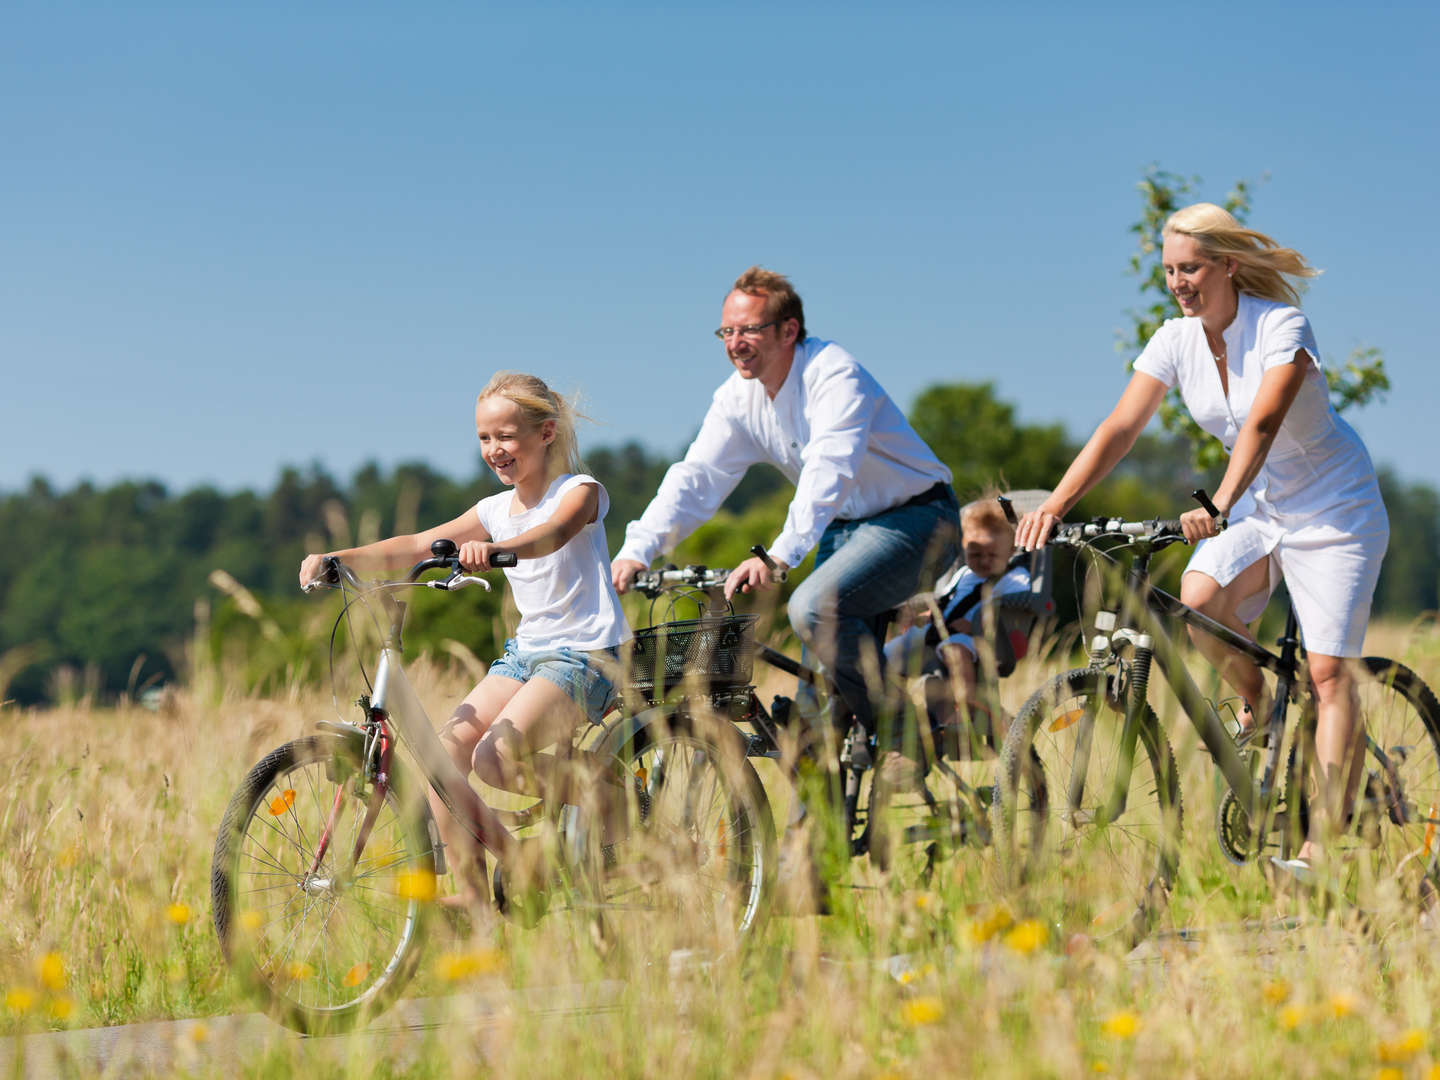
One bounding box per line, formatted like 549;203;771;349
487;639;619;722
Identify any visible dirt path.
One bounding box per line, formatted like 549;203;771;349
0;981;624;1079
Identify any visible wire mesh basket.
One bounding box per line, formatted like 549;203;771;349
627;614;758;695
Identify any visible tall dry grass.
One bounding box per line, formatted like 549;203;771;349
2;620;1440;1078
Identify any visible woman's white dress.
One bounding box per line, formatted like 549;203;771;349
1133;292;1389;656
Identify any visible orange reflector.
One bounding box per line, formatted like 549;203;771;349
636;766;648;786
1425;805;1437;857
1049;710;1086;733
269;790;297;815
717;819;727;858
342;964;370;988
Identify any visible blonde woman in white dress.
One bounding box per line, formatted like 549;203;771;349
1016;203;1389;878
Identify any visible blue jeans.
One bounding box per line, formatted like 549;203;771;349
787;491;960;734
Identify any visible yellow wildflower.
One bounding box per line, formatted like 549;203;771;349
4;988;35;1015
1328;992;1359;1019
1377;1028;1426;1064
237;910;264;933
967;905;1013;944
1374;1069;1403;1080
165;902;192;925
48;997;74;1021
1003;919;1048;954
394;870;438;902
1090;1063;1110;1074
912;892;933;911
437;948;504;982
37;953;65;992
190;1023;209;1044
1261;979;1290;1005
1100;1011;1140;1040
900;996;944;1026
1280;1005;1306;1031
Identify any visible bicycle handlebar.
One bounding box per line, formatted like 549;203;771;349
631;565;731;597
301;543;517;594
1047;518;1187;547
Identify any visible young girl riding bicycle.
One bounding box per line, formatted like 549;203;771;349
298;371;631;912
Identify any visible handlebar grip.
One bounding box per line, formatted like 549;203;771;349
489;551;517;568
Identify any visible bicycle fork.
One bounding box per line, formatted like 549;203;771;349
307;710;396;894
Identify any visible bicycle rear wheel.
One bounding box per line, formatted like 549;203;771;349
1297;658;1440;920
590;712;776;949
992;667;1183;946
211;734;436;1033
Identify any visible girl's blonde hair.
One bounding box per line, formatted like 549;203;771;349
1163;202;1321;307
477;372;585;480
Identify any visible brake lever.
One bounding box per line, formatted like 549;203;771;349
749;544;788;583
429;574;492;592
1191;489;1229;531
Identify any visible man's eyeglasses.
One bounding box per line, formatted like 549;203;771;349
713;321;778;341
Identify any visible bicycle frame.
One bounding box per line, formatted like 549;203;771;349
1082;536;1305;839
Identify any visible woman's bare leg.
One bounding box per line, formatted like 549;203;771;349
1298;653;1364;864
1180;560;1274;727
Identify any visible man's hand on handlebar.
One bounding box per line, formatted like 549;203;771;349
724;555;788;602
611;557;647;594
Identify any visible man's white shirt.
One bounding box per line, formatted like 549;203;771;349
618;337;951;569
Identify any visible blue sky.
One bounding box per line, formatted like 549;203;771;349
4;2;1437;500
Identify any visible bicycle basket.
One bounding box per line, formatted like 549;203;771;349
627;614;758;694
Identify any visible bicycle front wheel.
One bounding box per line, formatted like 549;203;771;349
594;714;776;949
211;735;437;1033
992;667;1183;946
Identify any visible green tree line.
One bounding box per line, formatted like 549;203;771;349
2;380;1435;707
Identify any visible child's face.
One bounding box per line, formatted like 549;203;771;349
475;396;554;488
963;523;1015;579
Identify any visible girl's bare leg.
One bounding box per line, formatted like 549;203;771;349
433;674;526;907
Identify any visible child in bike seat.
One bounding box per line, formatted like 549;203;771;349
298;371;631;913
884;495;1032;761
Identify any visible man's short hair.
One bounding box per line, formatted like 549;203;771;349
960;494;1015;537
732;266;807;341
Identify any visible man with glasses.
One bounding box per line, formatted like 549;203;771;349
611;266;958;763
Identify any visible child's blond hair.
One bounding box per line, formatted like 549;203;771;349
960;491;1015;539
477;372;585;480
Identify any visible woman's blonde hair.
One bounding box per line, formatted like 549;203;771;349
477;372;585;480
1163;202;1321;307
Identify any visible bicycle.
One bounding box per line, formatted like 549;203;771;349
629;541;1055;891
210;540;775;1033
989;494;1440;945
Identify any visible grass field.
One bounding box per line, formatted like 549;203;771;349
4;618;1440;1078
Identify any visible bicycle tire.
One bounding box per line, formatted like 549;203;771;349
592;711;776;948
992;667;1183;947
1287;657;1440;920
211;734;436;1033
